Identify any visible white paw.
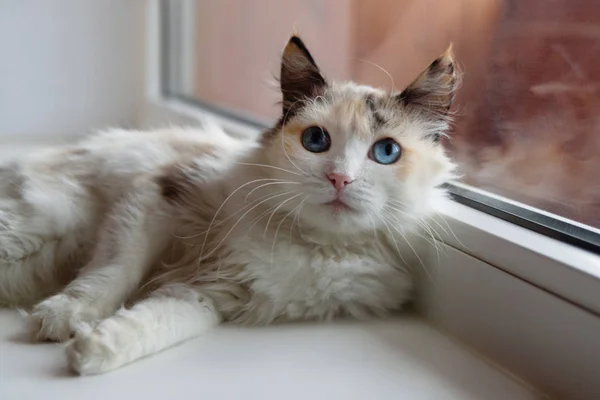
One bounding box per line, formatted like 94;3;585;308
66;322;127;375
29;294;98;342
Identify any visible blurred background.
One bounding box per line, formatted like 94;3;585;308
1;0;599;231
0;1;144;142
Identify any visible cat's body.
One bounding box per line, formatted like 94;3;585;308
0;36;457;374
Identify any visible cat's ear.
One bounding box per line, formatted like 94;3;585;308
396;44;457;118
280;35;326;118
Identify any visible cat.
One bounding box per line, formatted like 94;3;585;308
0;35;457;375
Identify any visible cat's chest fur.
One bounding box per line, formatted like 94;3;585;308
224;229;413;324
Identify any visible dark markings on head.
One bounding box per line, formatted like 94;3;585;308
365;94;387;129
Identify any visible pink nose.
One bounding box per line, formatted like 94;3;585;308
327;172;353;191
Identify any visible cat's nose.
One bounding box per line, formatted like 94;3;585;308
327;172;353;191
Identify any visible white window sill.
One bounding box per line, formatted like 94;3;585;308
0;309;537;400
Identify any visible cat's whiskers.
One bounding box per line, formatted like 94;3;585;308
289;196;308;243
244;191;295;234
280;130;309;177
384;206;446;263
263;193;304;237
365;210;379;242
392;195;466;251
387;197;450;260
373;211;409;268
244;180;300;202
427;213;469;250
244;180;301;202
417;217;447;263
385;202;436;239
293;196;308;239
380;208;434;284
201;191;294;260
375;209;435;285
199;178;299;257
177;189;293;244
234;162;304;177
270;195;306;265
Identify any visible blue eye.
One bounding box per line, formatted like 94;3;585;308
370;138;402;165
301;126;331;153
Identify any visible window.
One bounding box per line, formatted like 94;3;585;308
162;0;600;252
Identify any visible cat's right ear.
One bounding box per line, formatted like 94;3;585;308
280;36;326;119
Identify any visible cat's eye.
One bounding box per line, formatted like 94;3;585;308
370;138;402;165
301;126;331;153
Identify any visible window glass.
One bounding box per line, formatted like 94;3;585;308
164;0;600;230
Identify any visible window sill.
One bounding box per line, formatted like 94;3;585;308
0;309;538;399
432;196;600;315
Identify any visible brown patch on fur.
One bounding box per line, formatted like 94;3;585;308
156;164;192;205
156;142;218;204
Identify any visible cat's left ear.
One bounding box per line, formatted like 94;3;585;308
396;44;457;118
280;36;327;119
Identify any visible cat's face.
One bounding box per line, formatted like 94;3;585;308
260;36;457;235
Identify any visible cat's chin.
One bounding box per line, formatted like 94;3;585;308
324;199;355;214
298;202;373;235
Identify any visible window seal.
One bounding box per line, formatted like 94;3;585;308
445;182;600;256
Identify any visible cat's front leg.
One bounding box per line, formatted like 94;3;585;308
30;179;172;341
66;284;221;375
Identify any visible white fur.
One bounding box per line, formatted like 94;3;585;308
0;80;455;374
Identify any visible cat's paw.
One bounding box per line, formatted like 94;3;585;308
29;294;97;342
66;322;126;375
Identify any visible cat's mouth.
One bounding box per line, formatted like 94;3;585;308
324;199;354;213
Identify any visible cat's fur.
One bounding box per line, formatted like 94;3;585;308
0;36;457;375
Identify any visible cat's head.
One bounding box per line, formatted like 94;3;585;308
259;36;457;235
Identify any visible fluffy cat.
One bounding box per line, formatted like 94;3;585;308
0;36;456;375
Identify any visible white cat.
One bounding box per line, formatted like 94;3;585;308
0;36;456;375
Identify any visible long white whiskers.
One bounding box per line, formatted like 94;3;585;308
263;193;304;237
245;180;300;202
200;178;297;256
235;162;304;177
270;195;305;265
201;191;293;260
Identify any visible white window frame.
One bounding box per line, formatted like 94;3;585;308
140;2;600;397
